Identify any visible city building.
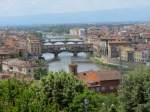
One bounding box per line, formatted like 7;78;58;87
99;37;117;57
70;28;86;38
0;72;13;79
27;35;42;56
134;44;150;63
108;40;129;59
0;46;18;65
2;58;48;76
78;70;121;93
120;46;134;62
140;33;150;44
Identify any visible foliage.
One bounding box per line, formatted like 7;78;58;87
0;78;34;112
34;59;48;80
119;66;150;112
34;67;48;80
41;71;85;111
69;90;118;112
1;66;150;112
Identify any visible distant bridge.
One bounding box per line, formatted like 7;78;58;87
42;43;93;57
44;39;83;44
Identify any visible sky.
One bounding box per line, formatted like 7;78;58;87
0;0;150;25
0;0;150;17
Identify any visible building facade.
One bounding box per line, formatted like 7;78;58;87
27;36;42;56
78;70;121;93
2;58;48;76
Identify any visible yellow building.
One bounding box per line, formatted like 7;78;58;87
134;44;150;63
120;46;134;62
120;44;150;63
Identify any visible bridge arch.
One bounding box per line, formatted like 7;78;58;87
42;53;55;60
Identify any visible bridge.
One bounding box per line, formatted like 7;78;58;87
44;39;83;44
42;43;93;57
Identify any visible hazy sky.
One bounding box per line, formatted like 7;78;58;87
0;0;150;17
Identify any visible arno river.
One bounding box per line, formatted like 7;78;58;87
42;52;100;72
42;37;100;72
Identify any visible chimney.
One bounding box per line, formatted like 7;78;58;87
69;64;78;75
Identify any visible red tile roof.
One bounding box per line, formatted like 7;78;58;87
78;70;121;84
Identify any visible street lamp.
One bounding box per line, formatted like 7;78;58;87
102;102;107;111
84;98;89;112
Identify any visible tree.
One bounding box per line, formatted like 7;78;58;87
33;59;48;80
34;67;48;80
41;71;85;111
69;90;118;112
119;66;150;112
0;78;29;111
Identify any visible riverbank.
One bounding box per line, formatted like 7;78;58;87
89;55;129;71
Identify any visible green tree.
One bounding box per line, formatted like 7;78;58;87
0;78;29;111
41;71;85;111
119;66;150;112
34;67;48;80
69;90;118;112
34;59;48;80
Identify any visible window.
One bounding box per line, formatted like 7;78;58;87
28;69;31;73
9;67;13;70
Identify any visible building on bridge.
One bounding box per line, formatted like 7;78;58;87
42;43;93;58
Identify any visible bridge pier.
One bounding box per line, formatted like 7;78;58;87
73;52;78;57
54;53;58;58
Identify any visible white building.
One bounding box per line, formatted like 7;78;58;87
79;29;86;38
2;58;48;75
70;28;86;37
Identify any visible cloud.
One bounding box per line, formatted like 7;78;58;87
0;0;150;17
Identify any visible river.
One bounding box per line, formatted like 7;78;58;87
42;36;100;73
42;52;100;73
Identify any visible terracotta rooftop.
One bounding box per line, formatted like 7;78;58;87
0;73;12;79
78;70;121;84
141;33;150;38
2;59;44;68
0;47;16;55
27;35;41;43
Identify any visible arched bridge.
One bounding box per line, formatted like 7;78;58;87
42;43;93;57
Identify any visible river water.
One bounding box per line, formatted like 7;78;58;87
42;52;100;73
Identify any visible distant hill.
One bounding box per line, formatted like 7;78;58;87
0;7;150;25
